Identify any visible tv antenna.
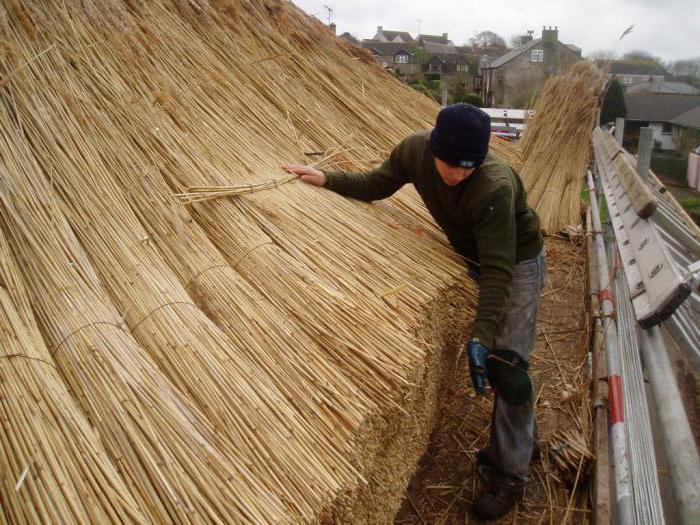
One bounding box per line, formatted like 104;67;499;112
323;5;333;25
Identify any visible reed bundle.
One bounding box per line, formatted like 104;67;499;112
0;112;287;524
0;0;588;522
549;428;594;486
0;218;146;524
518;61;604;233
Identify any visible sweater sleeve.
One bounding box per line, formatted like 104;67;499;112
469;185;517;350
323;139;408;201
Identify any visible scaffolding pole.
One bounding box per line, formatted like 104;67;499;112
639;327;700;524
587;170;634;525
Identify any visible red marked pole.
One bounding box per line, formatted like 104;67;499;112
588;171;634;525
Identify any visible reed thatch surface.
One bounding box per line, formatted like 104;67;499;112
0;1;596;522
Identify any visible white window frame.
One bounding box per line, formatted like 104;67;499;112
530;49;543;62
456;64;468;72
395;54;409;64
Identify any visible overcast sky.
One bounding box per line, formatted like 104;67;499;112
292;0;699;63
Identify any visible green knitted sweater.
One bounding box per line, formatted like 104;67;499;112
324;131;543;349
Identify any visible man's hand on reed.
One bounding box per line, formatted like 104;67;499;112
281;164;326;187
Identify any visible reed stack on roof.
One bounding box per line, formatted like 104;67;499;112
0;112;288;524
0;212;145;524
518;61;605;233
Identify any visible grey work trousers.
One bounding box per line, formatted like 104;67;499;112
483;248;547;485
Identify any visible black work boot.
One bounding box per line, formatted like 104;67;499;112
472;482;524;520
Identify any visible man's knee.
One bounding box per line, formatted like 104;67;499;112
487;349;533;405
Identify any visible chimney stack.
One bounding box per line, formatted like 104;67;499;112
542;25;559;43
329;22;336;35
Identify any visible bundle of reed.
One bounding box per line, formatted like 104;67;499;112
0;111;287;524
489;134;524;172
51;56;375;457
0;221;145;524
49;0;468;385
175;174;299;204
517;61;604;233
5;65;361;523
549;428;594;486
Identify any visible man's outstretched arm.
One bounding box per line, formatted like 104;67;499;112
282;139;409;202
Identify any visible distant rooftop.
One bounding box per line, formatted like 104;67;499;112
418;33;452;45
626;81;699;95
423;42;458;55
361;41;415;56
373;26;414;43
625;93;700;123
670;104;700;130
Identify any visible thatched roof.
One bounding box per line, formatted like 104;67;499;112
0;1;600;522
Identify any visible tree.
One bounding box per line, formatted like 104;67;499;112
509;35;524;48
463;93;484;107
469;30;506;48
509;32;533;49
621;50;663;65
600;78;626;125
667;57;700;88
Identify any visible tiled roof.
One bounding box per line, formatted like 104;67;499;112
626;81;699;95
418;34;451;45
361;41;414;56
379;30;414;43
624;93;700;122
670;104;700;130
423;42;459;55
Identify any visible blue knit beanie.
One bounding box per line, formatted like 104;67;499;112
430;103;491;168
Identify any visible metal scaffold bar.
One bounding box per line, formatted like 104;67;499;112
611;245;665;524
639;326;700;524
587;170;635;525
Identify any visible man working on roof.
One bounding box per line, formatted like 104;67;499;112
283;103;546;520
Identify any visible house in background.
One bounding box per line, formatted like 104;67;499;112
480;26;581;108
339;32;360;47
371;26;414;44
626;80;699;95
362;41;419;75
417;33;453;46
422;42;471;76
362;29;472;80
624;93;700;151
605;60;667;88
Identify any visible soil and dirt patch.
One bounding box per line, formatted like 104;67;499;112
395;237;592;524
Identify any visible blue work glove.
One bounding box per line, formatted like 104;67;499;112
467;339;489;395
